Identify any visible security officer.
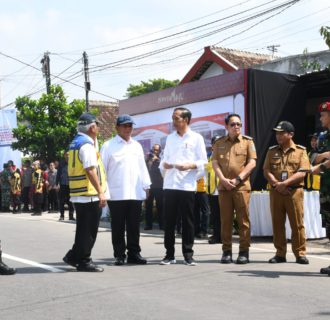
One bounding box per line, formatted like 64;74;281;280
312;102;330;276
263;121;310;264
212;114;257;264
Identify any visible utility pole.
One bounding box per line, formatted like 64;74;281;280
41;52;51;94
83;51;91;112
267;45;280;59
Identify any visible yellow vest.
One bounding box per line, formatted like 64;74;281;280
197;178;206;192
32;169;43;193
306;173;321;190
205;158;219;195
10;172;21;194
68;134;107;197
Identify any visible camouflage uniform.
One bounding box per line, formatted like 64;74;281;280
0;168;11;211
318;129;330;239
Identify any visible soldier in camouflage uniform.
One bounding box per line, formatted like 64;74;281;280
311;102;330;276
0;163;11;212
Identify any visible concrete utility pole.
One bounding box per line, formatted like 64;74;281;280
267;45;280;59
41;52;51;94
83;51;91;112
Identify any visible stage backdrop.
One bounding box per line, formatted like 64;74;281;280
0;109;21;169
132;94;245;155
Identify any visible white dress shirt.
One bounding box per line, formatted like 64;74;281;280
70;133;110;203
100;135;151;201
160;128;208;191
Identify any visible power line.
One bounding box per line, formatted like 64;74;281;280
86;0;300;74
0;51;119;109
56;0;254;56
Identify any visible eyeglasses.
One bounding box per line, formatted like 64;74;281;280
229;122;242;127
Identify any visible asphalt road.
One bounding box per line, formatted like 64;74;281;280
1;211;330;320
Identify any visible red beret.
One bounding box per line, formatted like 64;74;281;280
319;102;330;112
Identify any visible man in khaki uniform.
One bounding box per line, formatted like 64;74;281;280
212;114;257;264
263;121;310;264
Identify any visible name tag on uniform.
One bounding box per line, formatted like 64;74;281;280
281;171;288;181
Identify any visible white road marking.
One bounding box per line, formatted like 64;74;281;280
2;253;65;273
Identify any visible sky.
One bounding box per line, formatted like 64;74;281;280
0;0;329;109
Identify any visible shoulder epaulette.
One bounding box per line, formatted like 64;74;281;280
242;135;253;140
214;136;226;142
296;145;306;150
268;145;278;150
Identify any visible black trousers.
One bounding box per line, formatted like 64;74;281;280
33;193;43;213
21;186;31;209
108;200;142;258
145;188;163;228
48;189;59;211
69;201;102;265
163;189;195;259
194;192;210;235
209;195;221;242
59;185;74;218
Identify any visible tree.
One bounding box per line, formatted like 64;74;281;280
12;85;86;163
320;26;330;49
125;78;179;98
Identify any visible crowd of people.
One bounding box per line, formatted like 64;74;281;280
0;158;75;220
1;101;330;275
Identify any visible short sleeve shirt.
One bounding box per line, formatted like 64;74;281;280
263;142;310;187
212;134;257;191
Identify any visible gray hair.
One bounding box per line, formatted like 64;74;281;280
77;122;95;133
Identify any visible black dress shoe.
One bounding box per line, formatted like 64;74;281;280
0;262;16;275
77;262;104;272
268;255;287;263
114;257;125;266
63;252;78;268
127;253;147;265
296;256;309;264
320;265;330;275
236;251;249;264
220;251;233;264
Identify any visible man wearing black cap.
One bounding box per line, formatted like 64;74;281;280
63;112;108;272
263;121;310;264
101;114;151;266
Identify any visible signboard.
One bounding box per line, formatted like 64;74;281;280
132;94;245;154
0;109;21;169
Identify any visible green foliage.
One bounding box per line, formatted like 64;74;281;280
12;85;85;163
320;26;330;49
300;48;330;73
125;78;179;98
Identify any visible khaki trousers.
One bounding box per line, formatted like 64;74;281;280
269;188;306;258
219;190;251;252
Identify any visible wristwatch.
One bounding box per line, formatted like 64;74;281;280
236;176;243;183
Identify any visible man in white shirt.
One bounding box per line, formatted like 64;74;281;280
63;112;109;272
159;107;208;266
101;114;151;266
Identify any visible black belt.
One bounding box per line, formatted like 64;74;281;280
288;186;303;190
